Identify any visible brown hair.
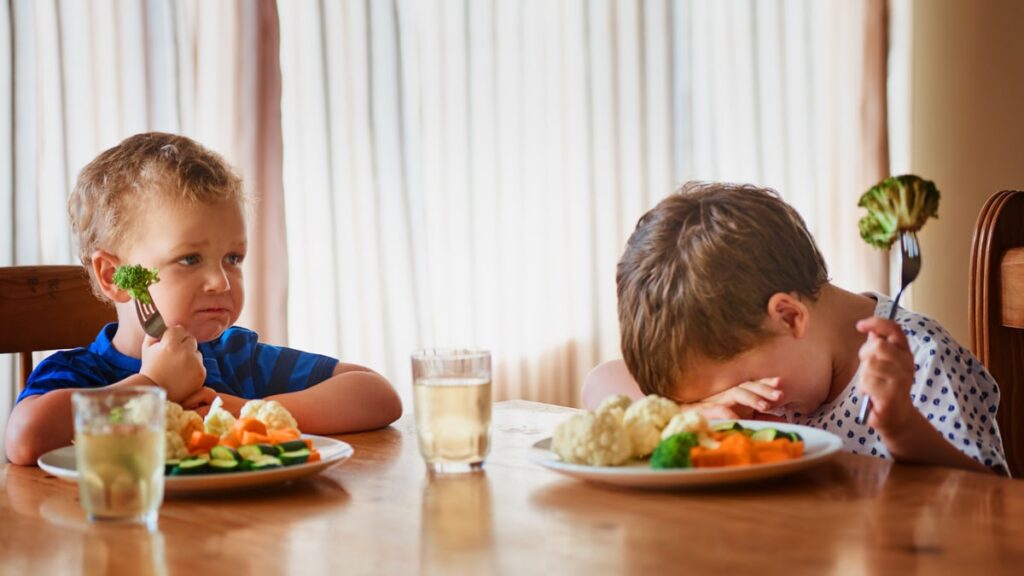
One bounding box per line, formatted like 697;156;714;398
616;181;829;398
68;132;245;297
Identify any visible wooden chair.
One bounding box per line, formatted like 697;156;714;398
0;265;116;390
969;190;1024;477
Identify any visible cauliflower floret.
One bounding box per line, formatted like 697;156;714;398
164;400;203;444
551;410;633;466
240;399;298;431
164;429;189;461
203;396;237;437
623;394;680;458
660;409;710;440
163;401;202;461
596;394;633;415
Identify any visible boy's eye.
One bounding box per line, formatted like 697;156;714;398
226;253;245;266
177;255;201;266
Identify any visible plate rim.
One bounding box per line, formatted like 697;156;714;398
37;433;354;493
528;419;843;487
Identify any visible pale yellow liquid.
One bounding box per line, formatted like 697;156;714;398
414;377;492;471
75;426;164;523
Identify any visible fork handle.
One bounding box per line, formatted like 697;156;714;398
857;298;900;424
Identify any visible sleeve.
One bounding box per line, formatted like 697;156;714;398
249;342;339;396
16;352;110;403
906;317;1008;472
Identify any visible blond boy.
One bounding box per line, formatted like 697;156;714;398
5;133;402;465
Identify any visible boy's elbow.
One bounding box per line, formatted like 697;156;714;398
376;379;404;427
5;418;43;466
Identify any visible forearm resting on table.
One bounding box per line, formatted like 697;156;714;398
883;411;992;474
267;369;402;434
3;374;156;466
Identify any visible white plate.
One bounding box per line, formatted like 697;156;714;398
528;420;843;488
38;434;353;494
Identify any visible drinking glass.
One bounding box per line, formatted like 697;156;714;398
412;349;492;473
72;386;166;529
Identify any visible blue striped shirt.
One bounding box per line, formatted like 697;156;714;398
17;324;338;403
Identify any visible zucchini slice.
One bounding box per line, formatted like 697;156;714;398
750;428;782;442
209;459;241;473
279;448;311;466
210;445;240;462
276;439;309;453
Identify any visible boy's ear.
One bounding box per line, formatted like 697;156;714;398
765;292;809;338
91;250;130;303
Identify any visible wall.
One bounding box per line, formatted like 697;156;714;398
908;0;1024;341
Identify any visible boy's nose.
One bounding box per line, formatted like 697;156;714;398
204;267;231;292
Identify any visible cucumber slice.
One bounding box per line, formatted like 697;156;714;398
164;459;181;475
171;457;210;475
249;455;283;470
255;444;279;455
279;448;310;466
750;428;782;442
712;422;745;433
210;445;240;462
238;444;264;461
785;431;803;442
277;439;309;453
209;459;241;473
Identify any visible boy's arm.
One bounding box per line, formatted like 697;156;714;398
265;363;402;434
3;374;157;466
880;410;991;473
857;317;994;474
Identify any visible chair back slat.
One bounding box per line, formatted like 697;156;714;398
0;265;116;388
970;190;1024;478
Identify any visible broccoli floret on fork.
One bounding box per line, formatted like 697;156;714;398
112;264;160;304
857;174;940;250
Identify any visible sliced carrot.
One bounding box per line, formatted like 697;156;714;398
233;417;268;437
241;431;272;446
268;428;301;444
219;435;240;449
188;431;221;453
691;432;754;468
307;448;321;463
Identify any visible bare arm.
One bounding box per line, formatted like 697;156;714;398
3;374;157;466
881;410;991;473
265;363;402;434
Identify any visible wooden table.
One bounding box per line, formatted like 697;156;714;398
2;400;1023;575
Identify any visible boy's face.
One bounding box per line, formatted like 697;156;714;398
120;197;247;343
673;333;833;420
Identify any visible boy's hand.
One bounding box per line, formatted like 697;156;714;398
140;326;206;403
856;317;916;434
181;387;219;417
682;377;782;420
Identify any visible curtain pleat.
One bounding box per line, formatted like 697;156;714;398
279;0;890;408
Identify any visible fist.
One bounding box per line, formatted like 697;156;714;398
140;325;206;403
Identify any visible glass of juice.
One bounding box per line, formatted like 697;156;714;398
71;386;166;529
412;349;492;474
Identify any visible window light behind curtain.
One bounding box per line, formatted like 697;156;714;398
277;0;889;407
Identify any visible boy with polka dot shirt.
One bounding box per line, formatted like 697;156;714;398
610;182;1007;474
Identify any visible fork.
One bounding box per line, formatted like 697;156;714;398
134;288;167;339
856;230;922;425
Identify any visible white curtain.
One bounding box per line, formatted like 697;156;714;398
0;0;286;458
278;0;890;408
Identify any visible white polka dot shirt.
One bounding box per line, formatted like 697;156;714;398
788;292;1008;472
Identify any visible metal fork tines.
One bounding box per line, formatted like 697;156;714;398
857;230;922;425
134;291;167;338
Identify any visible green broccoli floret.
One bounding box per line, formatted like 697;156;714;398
858;174;940;249
649;432;699;469
112;264;160;304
